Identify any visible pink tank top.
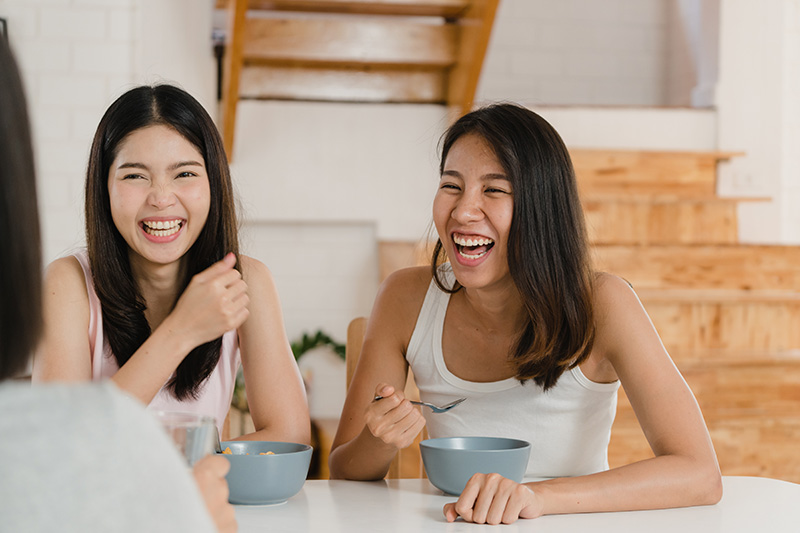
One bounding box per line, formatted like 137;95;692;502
74;250;240;434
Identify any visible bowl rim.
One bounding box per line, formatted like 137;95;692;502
419;436;531;451
219;440;313;456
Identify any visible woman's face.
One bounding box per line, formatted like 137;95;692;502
107;124;211;269
433;133;514;290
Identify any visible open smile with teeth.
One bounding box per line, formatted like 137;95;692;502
142;219;183;237
453;233;495;259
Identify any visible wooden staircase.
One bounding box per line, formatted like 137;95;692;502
217;0;499;159
378;148;800;483
578;150;800;483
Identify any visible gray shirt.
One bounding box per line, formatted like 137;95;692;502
0;381;216;533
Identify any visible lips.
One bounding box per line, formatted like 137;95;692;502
140;218;184;237
452;232;495;259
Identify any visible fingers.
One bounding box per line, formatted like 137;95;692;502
443;503;458;523
366;383;424;449
193;455;237;533
373;383;396;400
195;252;237;282
443;473;537;525
194;454;231;477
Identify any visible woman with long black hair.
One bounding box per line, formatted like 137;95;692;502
34;84;309;445
329;103;721;524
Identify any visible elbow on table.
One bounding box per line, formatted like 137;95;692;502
693;463;723;506
328;448;387;482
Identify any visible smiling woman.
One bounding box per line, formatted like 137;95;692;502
329;103;721;525
32;84;310;449
107;125;211;268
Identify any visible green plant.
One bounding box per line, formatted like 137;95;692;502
290;330;345;361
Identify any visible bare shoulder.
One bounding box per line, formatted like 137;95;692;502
368;266;432;349
44;255;87;295
592;271;641;317
237;255;275;288
592;271;665;365
376;266;432;315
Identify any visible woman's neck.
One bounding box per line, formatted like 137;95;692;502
460;280;526;334
128;253;185;328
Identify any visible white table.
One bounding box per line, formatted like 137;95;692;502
235;476;799;532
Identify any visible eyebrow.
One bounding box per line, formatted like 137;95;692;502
116;160;205;171
441;170;509;181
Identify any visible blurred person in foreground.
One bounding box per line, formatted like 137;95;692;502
0;37;236;533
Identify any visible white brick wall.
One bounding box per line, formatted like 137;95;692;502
477;0;671;106
240;221;380;344
0;0;139;261
0;0;214;263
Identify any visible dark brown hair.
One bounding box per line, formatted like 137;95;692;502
0;39;42;380
432;103;595;390
85;85;239;399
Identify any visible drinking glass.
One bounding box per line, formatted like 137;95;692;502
154;411;217;466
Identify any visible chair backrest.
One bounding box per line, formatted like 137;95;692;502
345;317;425;479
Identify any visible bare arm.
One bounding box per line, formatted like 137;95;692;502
328;267;430;480
445;274;722;524
33;257;93;382
35;254;250;406
233;256;310;444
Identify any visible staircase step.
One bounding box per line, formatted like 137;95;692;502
219;0;498;157
243;17;457;68
240;65;445;102
217;0;469;17
638;289;800;351
609;356;800;482
594;244;800;291
571;149;740;198
584;197;749;245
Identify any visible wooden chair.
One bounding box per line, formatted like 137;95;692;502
346;317;425;479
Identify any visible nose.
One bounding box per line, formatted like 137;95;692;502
147;182;176;209
451;188;484;223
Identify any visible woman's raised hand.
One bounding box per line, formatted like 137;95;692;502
167;253;250;347
365;383;426;450
443;473;542;525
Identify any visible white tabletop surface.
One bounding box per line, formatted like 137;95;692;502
235;476;800;532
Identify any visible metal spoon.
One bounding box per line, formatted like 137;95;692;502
212;424;223;454
373;396;466;414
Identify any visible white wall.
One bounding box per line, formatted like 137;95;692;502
240;220;379;343
230;100;445;242
715;0;800;244
5;0;800;348
0;0;215;263
780;0;800;242
476;0;671;106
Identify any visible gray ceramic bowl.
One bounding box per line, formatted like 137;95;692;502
219;441;312;505
420;436;531;495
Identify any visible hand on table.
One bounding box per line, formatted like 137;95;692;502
193;454;237;533
443;473;543;525
167;253;250;347
365;383;426;450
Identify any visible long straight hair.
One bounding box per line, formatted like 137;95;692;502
432;103;595;390
0;39;42;380
85;85;239;399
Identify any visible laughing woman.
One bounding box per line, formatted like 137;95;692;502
33;85;309;444
329;104;721;524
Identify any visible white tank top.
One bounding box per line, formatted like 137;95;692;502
406;265;620;478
